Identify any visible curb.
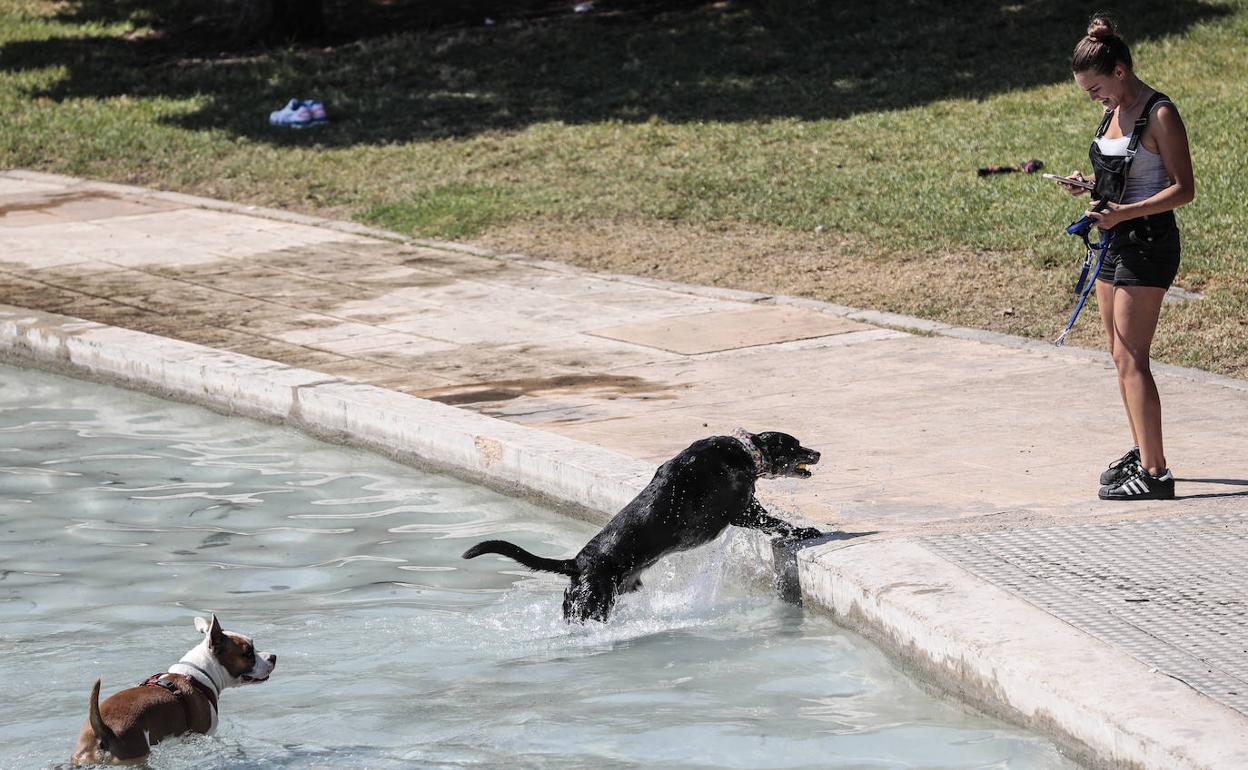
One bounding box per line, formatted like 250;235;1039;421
0;304;650;523
5;168;1244;394
5;304;1248;770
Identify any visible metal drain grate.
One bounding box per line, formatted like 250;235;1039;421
924;511;1248;715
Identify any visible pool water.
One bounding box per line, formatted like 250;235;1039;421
0;365;1079;769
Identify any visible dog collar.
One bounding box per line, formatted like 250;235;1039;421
731;428;770;477
169;661;222;701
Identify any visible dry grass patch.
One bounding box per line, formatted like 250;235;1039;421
477;219;1082;337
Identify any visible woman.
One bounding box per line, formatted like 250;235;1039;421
1061;15;1194;500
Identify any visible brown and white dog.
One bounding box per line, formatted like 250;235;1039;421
70;615;276;765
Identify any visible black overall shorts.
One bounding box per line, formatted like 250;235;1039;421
1089;92;1181;289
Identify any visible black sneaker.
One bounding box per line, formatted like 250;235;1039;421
1099;465;1175;500
1099;446;1140;485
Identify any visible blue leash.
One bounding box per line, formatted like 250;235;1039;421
1054;215;1112;347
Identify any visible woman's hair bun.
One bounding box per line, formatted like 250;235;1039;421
1073;13;1131;73
1086;14;1118;41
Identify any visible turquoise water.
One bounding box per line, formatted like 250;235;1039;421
0;365;1079;769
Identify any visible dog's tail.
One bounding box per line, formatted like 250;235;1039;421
462;539;577;577
88;679;118;752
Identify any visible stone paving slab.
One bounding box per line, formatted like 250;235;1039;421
588;305;870;354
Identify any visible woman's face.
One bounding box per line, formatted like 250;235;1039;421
1074;65;1128;109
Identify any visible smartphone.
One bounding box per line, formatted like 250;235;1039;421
1042;173;1094;190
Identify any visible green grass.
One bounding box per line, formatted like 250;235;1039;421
2;0;1246;375
361;182;515;240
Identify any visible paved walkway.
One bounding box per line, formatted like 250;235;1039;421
3;171;1247;738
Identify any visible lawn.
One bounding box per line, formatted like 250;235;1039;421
2;0;1245;375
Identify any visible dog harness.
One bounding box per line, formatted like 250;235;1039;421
731;428;771;477
1055;92;1170;347
140;672;219;727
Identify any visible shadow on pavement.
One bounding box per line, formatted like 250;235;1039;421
1176;478;1248;500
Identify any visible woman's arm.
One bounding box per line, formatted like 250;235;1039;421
1087;104;1195;227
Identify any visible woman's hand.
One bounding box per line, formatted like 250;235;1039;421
1062;171;1091;196
1085;200;1130;230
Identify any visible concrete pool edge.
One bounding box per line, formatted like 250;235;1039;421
0;304;652;525
3;304;1245;770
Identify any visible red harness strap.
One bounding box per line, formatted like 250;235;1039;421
140;673;218;727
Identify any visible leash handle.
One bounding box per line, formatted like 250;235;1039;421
1066;214;1095;236
1066;197;1110;237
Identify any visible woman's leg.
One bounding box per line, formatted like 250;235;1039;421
1110;285;1168;474
1095;279;1138;446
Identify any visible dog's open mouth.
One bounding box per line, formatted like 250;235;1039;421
791;458;818;478
242;675;269;684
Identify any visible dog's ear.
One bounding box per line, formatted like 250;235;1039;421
752;432;782;455
752;432;805;469
195;615;227;648
754;432;801;451
209;615;228;651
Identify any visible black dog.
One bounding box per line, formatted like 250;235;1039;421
462;429;822;622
